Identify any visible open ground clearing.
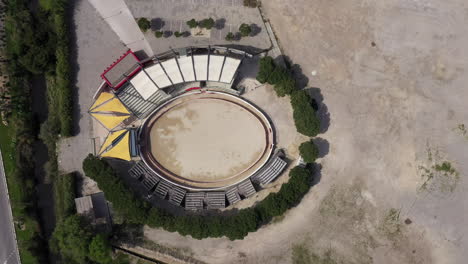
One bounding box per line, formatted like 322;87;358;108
143;0;468;263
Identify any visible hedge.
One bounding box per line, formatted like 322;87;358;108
83;155;313;240
299;140;319;163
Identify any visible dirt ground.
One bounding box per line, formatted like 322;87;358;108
143;0;468;263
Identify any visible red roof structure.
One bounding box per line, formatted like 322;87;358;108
101;50;142;90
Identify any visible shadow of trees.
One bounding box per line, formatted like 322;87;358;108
250;23;262;37
151;18;165;31
215;18;225;30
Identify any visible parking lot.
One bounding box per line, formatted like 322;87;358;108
126;0;271;54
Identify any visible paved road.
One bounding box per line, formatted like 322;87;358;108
0;150;20;264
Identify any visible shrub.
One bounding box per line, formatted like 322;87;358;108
275;76;296;97
299;140;319;163
174;31;182;38
256;56;276;84
291;90;320;137
225;32;234;41
199;18;215;29
186;18;198;28
155;31;163;38
137;18;151;32
239;23;252;37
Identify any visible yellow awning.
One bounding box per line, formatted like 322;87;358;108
99;129;127;155
89;92;114;111
100;131;131;161
90;97;130;115
91;113;129;130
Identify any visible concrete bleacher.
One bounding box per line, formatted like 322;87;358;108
129;161;161;192
251;156;288;186
116;82;170;118
237;179;257;198
205;192;226;209
153;180;173;199
185;192;205;210
226;187;241;205
168;186;186;206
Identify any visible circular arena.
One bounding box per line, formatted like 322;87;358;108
139;91;274;190
91;46;288;210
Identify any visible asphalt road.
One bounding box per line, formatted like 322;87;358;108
0;150;20;264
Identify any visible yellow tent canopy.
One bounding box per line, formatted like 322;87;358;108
89;92;131;130
90;92;115;111
91;113;130;131
98;129;127;155
99;129;131;161
90;97;130;115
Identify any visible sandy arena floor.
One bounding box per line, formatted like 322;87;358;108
150;98;266;180
141;91;273;189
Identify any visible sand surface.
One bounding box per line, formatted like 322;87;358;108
150;98;266;181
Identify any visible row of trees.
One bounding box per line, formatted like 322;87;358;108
83;154;314;240
225;23;253;41
186;18;215;30
3;0;75;262
51;215;114;264
257;56;320;137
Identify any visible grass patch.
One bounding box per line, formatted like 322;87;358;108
54;172;77;223
0;123;15;174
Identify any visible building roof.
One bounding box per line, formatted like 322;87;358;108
101;50;142;89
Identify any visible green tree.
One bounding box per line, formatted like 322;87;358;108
155;31;163;38
199;18;215;29
299;140;319;163
291;91;320;137
225;32;234;41
239;23;252;37
186;18;198;28
275;76;296;97
51;215;92;264
174;31;182;37
88;234;112;264
256;56;276;83
137;18;151;32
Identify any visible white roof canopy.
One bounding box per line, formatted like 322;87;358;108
145;64;172;89
194;55;208;81
220;57;241;83
178;56;195;82
208;55;224;82
161;59;184;85
130;71;158;100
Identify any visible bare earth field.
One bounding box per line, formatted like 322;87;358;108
144;0;468;263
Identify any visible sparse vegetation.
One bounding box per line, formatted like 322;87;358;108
419;146;460;193
292;244;338;264
239;23;252;37
137;18;151;32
